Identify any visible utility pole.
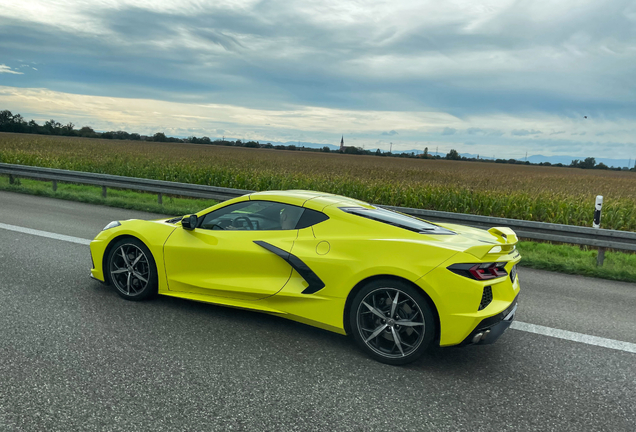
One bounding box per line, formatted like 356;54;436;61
390;142;393;153
436;146;438;157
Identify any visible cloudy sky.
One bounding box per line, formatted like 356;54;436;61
1;0;635;159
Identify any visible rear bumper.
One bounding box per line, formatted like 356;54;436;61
459;295;519;346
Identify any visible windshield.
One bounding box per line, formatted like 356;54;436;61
340;207;455;235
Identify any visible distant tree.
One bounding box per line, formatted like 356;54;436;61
0;110;13;126
594;162;608;170
130;133;141;141
78;126;97;138
322;146;331;153
153;132;167;142
44;119;62;134
446;149;460;160
61;122;75;135
423;147;428;158
581;157;596;169
244;141;259;148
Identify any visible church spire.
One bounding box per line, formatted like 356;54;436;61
340;135;344;152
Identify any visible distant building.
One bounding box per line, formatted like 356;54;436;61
338;135;363;154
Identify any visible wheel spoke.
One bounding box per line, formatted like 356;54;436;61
126;272;131;294
120;248;130;266
390;290;399;317
132;253;144;266
362;301;387;320
364;324;388;343
391;327;405;356
133;271;147;283
396;320;424;327
111;268;128;274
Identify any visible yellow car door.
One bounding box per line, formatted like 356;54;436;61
163;200;304;301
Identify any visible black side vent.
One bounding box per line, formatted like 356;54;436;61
166;216;184;224
478;286;493;311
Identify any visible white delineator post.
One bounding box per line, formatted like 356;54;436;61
593;195;604;266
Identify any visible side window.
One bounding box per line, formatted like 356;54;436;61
295;208;329;229
199;200;305;231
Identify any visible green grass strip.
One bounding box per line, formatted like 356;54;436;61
517;241;636;283
2;174;635;283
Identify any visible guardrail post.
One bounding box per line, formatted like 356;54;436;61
593;195;605;266
52;180;57;192
9;174;14;184
158;192;163;205
102;186;107;198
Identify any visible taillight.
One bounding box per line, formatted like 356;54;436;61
448;262;508;280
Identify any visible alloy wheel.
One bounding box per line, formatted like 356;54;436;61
109;243;150;296
356;288;426;359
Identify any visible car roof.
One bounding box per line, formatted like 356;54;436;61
248;190;373;211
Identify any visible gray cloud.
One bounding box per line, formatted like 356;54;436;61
1;0;635;159
381;130;398;136
511;129;542;136
487;130;505;137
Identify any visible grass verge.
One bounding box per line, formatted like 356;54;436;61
2;175;635;283
517;241;636;283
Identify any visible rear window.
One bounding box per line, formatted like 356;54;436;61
340;207;455;235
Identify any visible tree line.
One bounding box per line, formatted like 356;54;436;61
0;110;630;170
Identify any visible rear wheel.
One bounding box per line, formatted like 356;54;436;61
106;238;158;301
349;279;435;365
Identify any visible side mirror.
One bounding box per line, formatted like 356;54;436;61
181;214;198;230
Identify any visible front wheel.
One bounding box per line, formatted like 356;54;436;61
349;280;435;365
106;238;158;301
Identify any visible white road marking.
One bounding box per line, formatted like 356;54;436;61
512;321;636;354
1;222;634;354
0;222;91;245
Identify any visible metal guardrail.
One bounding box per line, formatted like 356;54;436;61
2;162;635;253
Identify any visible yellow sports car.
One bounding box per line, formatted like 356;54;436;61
90;190;521;364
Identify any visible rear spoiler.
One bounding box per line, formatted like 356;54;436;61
488;227;518;245
464;227;519;260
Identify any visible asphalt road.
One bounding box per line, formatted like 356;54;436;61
1;191;635;431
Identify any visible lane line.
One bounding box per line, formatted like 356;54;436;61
0;222;92;245
512;321;636;354
1;222;635;354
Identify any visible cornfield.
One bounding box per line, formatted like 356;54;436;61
1;133;635;231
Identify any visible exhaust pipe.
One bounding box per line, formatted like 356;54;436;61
471;330;491;344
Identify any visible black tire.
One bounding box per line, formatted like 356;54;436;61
349;279;435;365
106;237;158;301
